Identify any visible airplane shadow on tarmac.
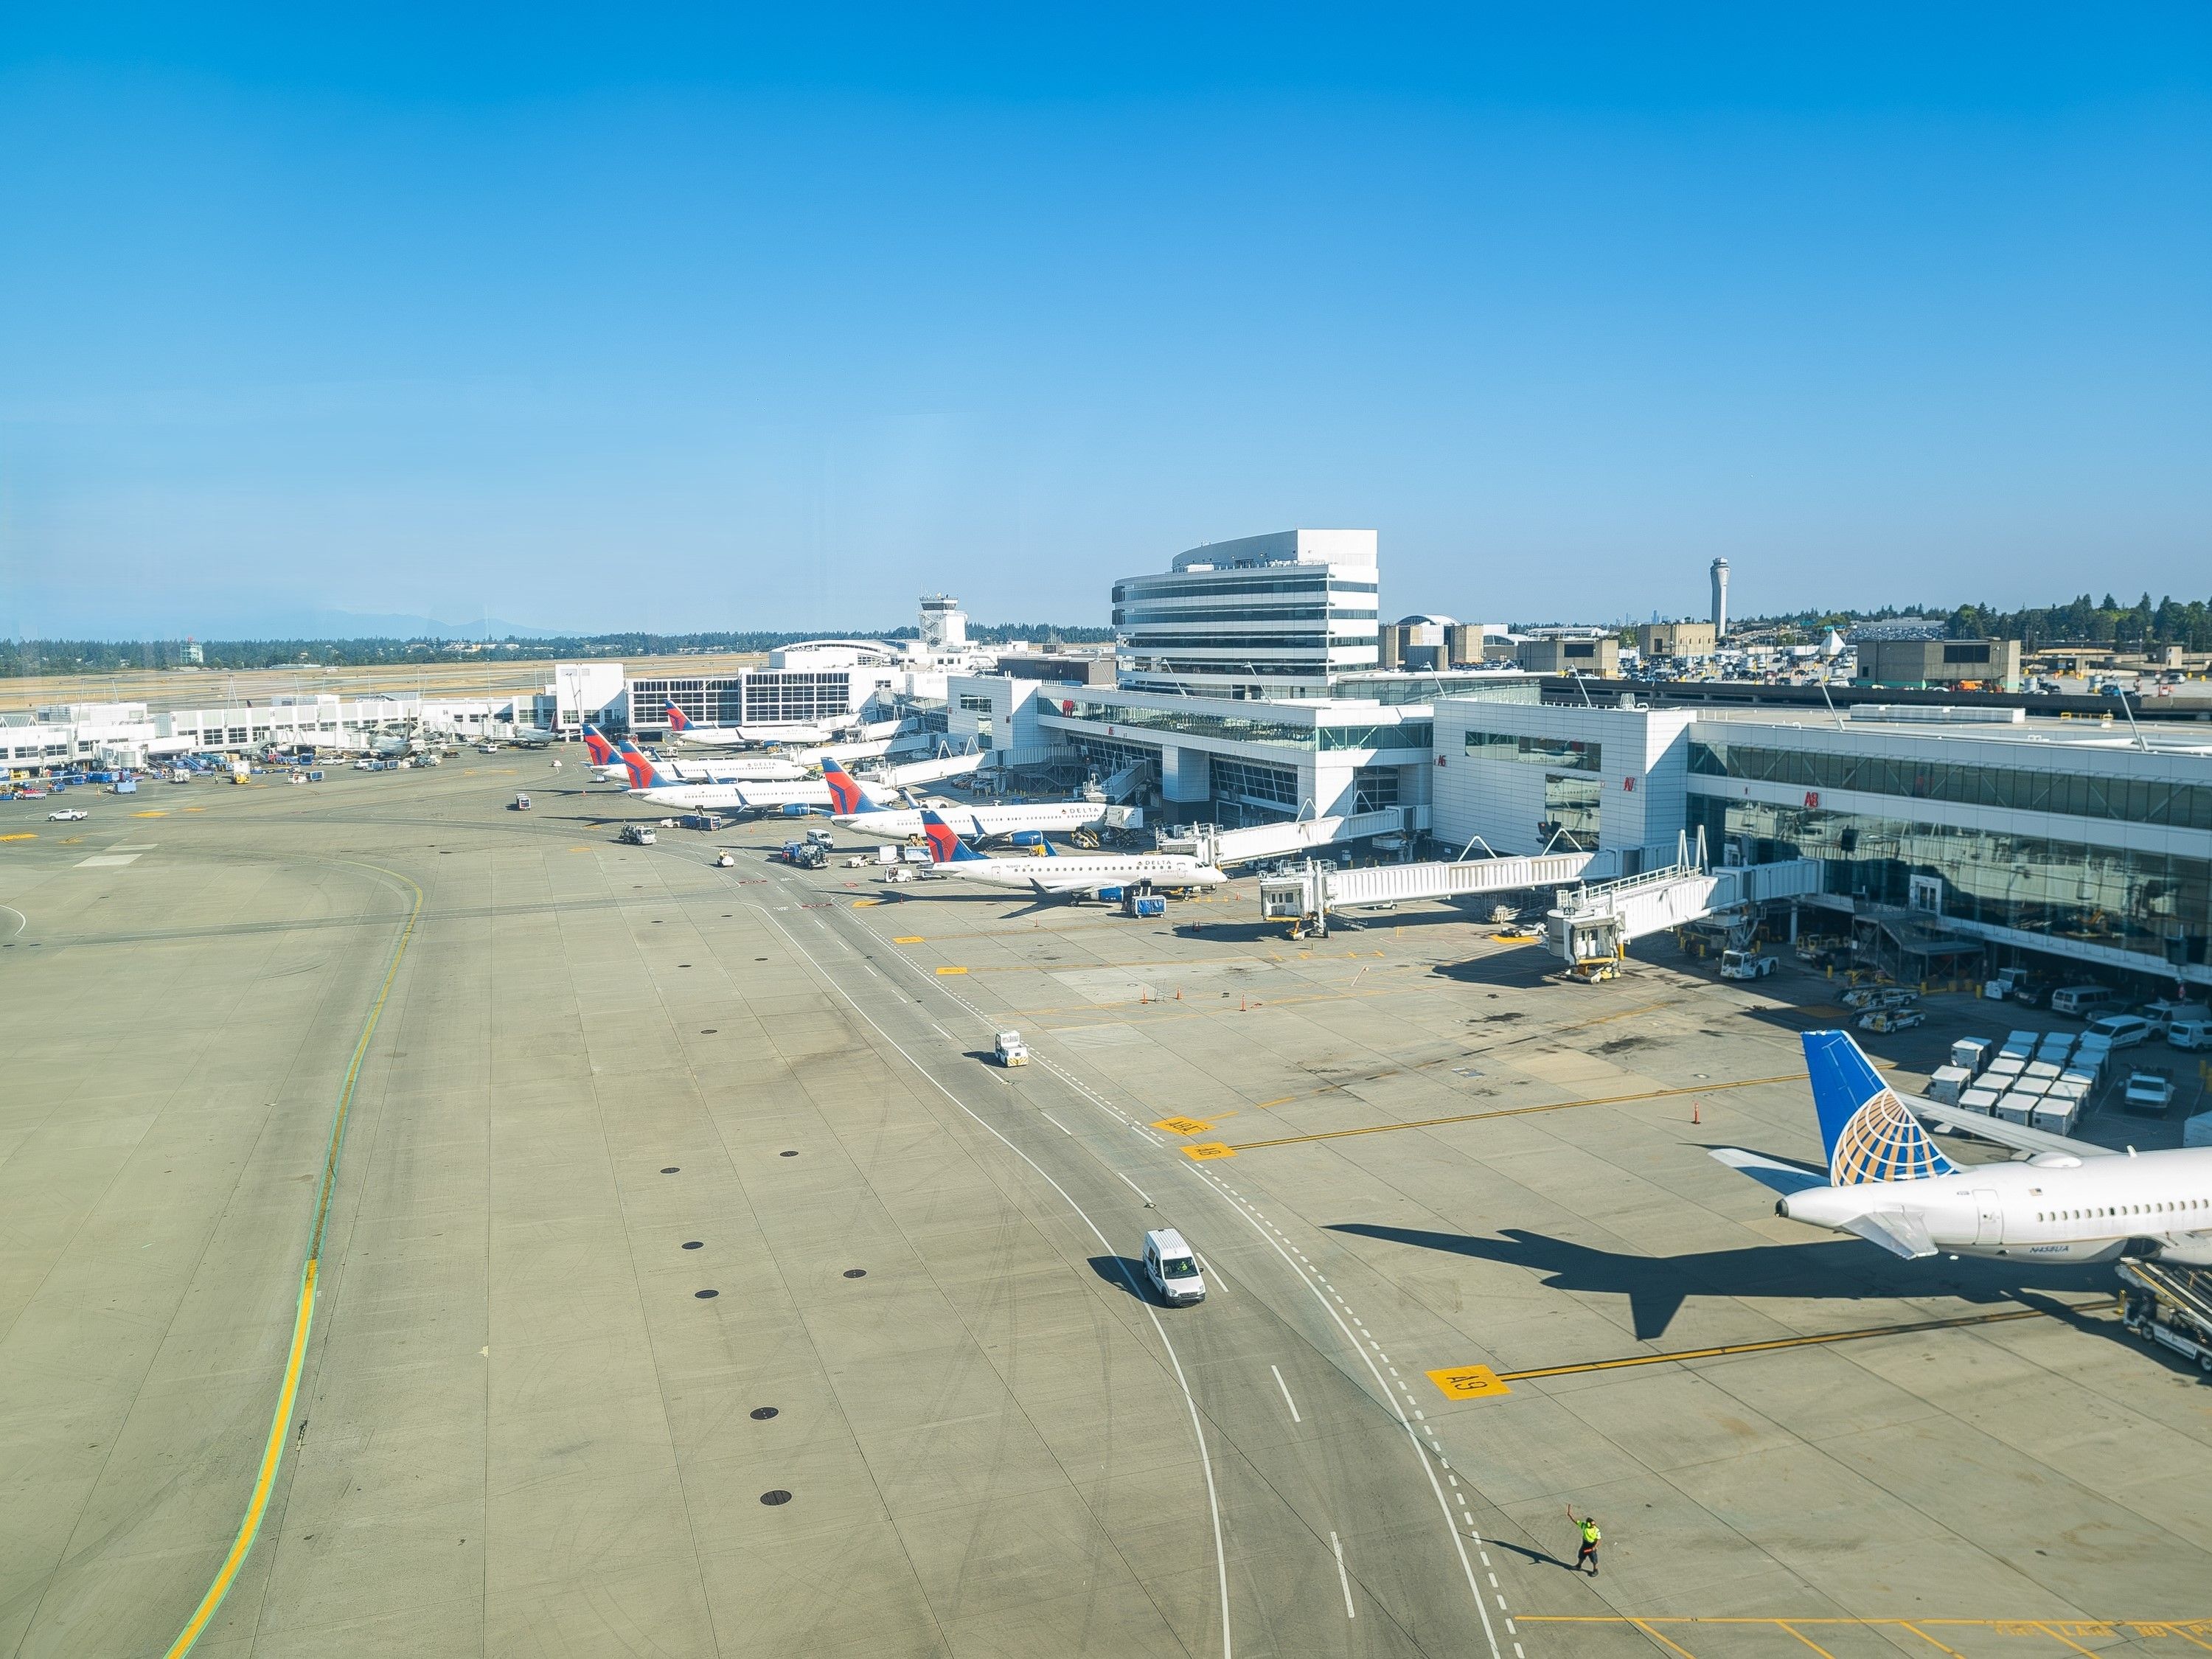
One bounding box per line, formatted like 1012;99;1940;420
1326;1221;2112;1342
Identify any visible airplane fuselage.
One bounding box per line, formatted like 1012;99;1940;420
929;853;1226;895
831;800;1110;839
1781;1145;2212;1264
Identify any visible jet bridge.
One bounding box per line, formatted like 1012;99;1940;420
1160;809;1406;869
1258;848;1602;937
1546;836;1823;969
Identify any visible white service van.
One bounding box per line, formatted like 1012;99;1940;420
2085;1013;2152;1049
1141;1228;1206;1306
2051;985;2118;1019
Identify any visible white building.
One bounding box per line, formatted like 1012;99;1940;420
1114;529;1381;699
1433;695;2212;990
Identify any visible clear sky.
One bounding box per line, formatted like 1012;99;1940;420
2;4;2207;637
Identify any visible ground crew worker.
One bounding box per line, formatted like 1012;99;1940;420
1572;1512;1601;1576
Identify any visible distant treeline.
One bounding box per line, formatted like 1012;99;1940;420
1734;594;2212;653
0;622;1118;677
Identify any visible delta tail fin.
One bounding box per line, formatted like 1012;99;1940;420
582;724;616;766
665;703;693;733
820;756;879;815
919;809;987;863
1804;1029;1956;1186
619;742;676;791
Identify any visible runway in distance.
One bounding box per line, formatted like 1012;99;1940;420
915;808;1226;897
820;756;1108;842
1716;1030;2212;1265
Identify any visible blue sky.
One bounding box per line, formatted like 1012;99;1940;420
1;4;2207;636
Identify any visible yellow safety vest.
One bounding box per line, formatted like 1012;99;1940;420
1580;1522;1601;1545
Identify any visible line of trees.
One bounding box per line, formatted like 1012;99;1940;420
0;623;1117;677
1733;594;2212;653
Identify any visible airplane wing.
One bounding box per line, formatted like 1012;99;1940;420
1708;1147;1829;1196
1840;1208;1938;1259
1899;1092;2117;1161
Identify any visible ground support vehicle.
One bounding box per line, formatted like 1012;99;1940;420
1859;1007;1926;1033
619;824;655;845
2123;1069;2177;1115
2120;1259;2212;1377
513;793;532;811
994;1032;1028;1066
1720;950;1778;980
782;840;828;870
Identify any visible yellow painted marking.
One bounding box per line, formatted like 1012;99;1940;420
1224;1073;1804;1151
184;806;204;812
0;832;34;841
851;898;881;908
1778;1623;1840;1658
1631;1621;1701;1659
1900;1625;1971;1659
567;845;589;852
1426;1363;1511;1400
894;935;925;945
934;965;967;975
132;809;167;816
1181;1142;1236;1161
161;863;422;1659
1489;1303;2101;1385
1152;1116;1214;1136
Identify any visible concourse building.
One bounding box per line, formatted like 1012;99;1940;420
1431;696;2212;992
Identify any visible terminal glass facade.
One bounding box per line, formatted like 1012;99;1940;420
1543;775;1603;851
1466;731;1603;772
1691;796;2212;968
1689;740;2212;833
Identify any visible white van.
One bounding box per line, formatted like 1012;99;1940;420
2085;1013;2152;1049
2051;985;2118;1019
1141;1228;1206;1306
2142;998;2211;1036
2166;1019;2212;1053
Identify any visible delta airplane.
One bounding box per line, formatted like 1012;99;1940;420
820;757;1109;842
914;810;1225;898
619;747;895;813
665;703;849;748
1715;1029;2212;1265
580;726;807;785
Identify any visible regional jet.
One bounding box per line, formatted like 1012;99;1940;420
820;757;1109;842
914;810;1225;898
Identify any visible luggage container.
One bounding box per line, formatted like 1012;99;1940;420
2024;1060;2061;1083
1956;1088;1999;1117
2012;1076;2050;1098
1996;1093;2037;1124
1927;1065;1972;1106
2031;1098;2080;1135
2037;1033;2075;1060
1950;1037;1992;1074
1984;1057;2025;1086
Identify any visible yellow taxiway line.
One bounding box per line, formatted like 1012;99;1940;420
161;863;423;1658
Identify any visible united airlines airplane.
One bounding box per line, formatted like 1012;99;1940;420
1715;1030;2212;1265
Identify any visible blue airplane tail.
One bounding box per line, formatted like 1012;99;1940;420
1803;1030;1955;1186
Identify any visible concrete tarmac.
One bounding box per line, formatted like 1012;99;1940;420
1;757;2208;1658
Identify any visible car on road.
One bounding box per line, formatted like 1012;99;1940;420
2123;1069;2177;1115
47;808;87;821
1141;1228;1206;1306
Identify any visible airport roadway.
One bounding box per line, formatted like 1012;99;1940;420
3;758;2211;1658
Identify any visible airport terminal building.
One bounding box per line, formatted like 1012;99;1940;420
1431;696;2212;990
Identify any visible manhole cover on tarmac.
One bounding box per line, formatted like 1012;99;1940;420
661;1166;679;1174
842;1269;867;1279
695;1289;719;1299
759;1490;792;1506
779;1150;798;1158
750;1407;778;1421
682;1241;703;1250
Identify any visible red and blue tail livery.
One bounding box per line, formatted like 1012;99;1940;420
821;756;877;815
582;724;616;765
919;809;986;863
619;743;675;791
665;703;693;732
